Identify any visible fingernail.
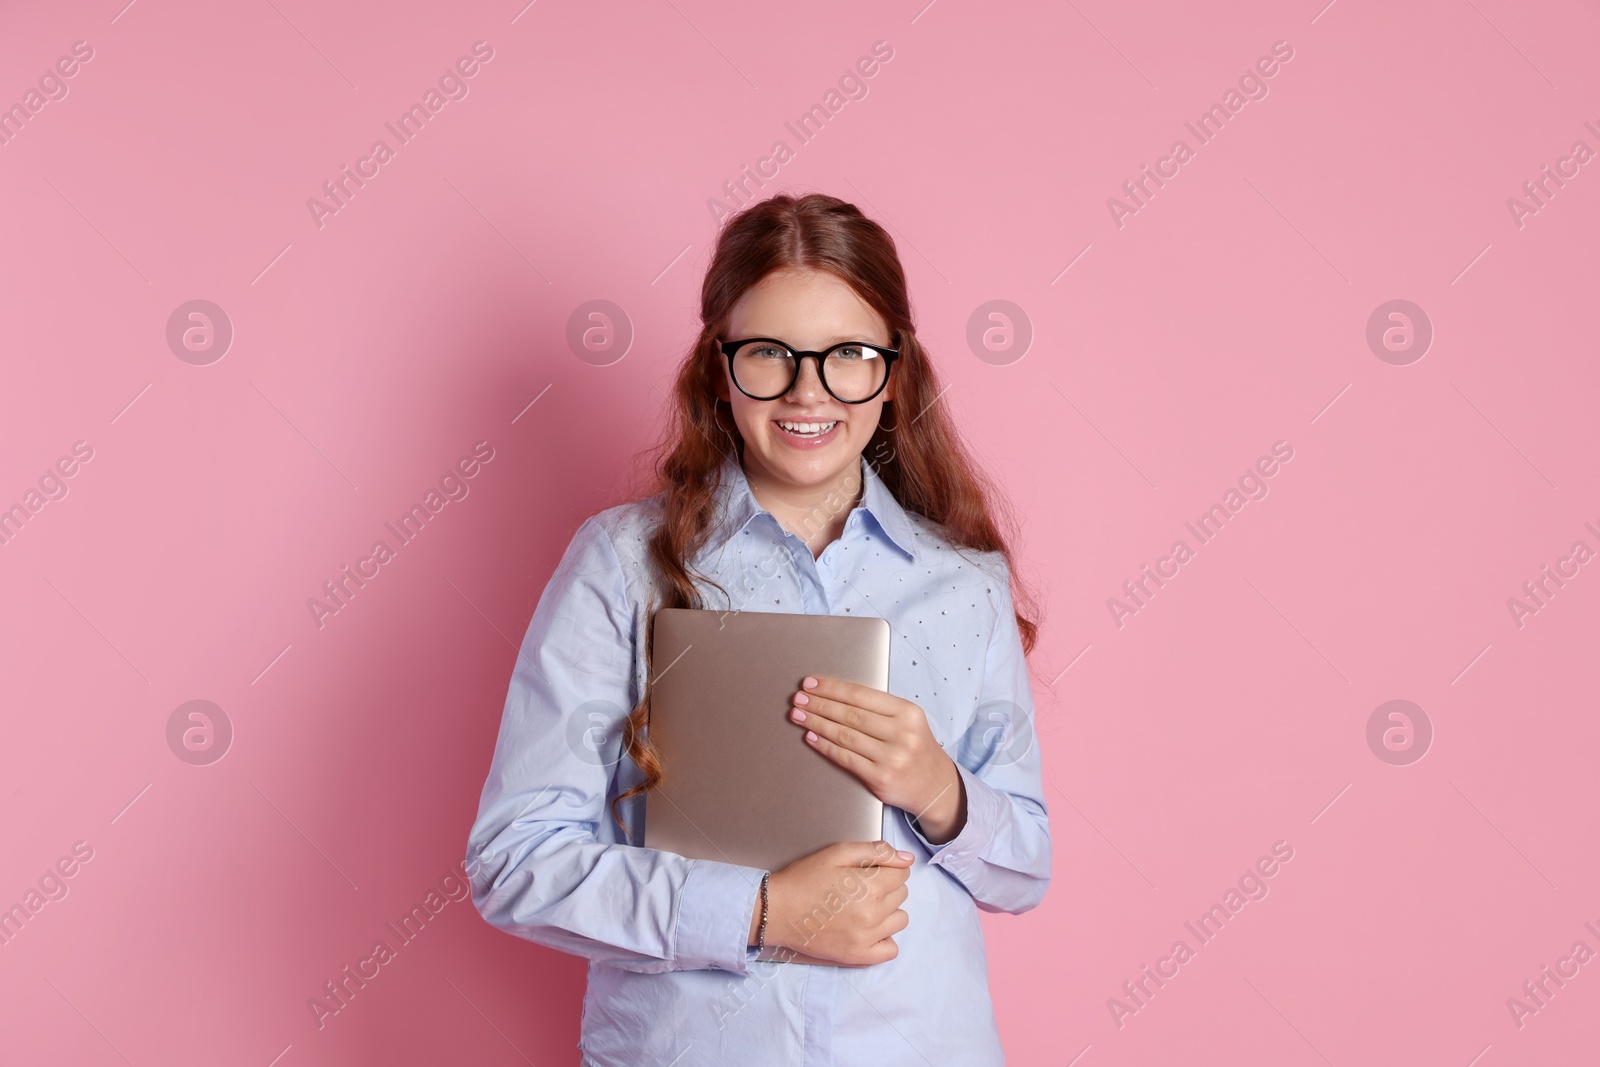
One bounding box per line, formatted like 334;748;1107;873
802;676;818;689
790;707;806;722
897;850;913;861
805;730;817;743
793;692;809;705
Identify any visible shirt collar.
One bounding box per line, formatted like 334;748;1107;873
711;450;920;564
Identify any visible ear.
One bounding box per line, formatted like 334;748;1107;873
712;366;730;403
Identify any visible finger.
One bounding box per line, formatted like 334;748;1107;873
833;841;913;867
803;728;877;779
866;934;901;964
857;860;910;888
798;707;889;761
801;675;908;717
792;690;895;742
866;840;915;867
872;866;910;890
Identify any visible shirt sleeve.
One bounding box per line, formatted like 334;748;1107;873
465;515;768;975
904;556;1052;914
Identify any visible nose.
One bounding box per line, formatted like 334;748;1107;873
785;355;828;403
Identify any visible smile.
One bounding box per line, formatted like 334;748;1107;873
775;419;840;439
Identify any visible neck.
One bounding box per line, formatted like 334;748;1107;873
742;455;865;558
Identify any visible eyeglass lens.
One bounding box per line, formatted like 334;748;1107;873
730;341;887;401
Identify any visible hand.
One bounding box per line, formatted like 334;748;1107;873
789;675;967;844
751;840;913;966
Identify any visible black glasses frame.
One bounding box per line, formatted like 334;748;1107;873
717;337;900;404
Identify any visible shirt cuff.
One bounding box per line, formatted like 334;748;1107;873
674;858;767;974
904;762;998;882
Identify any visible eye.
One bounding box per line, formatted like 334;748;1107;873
749;344;790;359
831;345;873;361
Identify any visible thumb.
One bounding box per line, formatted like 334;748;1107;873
840;839;914;867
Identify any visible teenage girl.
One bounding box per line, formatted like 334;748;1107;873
467;193;1051;1066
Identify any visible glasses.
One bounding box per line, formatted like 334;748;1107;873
717;337;899;404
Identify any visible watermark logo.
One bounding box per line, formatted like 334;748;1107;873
1365;299;1432;366
1506;522;1597;629
1108;440;1295;629
713;438;897;627
166;300;233;366
966;698;1035;768
0;840;95;949
966;300;1032;366
306;42;495;230
1505;920;1600;1030
0;440;94;549
1365;699;1431;766
566;300;632;367
308;441;496;630
709;840;906;1029
0;40;95;150
166;699;233;766
1506;121;1599;230
307;857;489;1030
706;41;895;221
564;699;628;767
1107;40;1295;229
1108;839;1296;1028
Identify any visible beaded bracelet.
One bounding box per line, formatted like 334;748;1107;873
756;871;770;950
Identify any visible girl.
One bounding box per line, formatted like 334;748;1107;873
466;193;1051;1066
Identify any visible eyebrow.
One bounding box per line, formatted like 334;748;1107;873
755;334;882;346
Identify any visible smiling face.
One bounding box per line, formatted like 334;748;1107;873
713;268;895;502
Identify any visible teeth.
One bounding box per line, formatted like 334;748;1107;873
777;420;837;435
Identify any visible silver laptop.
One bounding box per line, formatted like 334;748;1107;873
643;607;890;872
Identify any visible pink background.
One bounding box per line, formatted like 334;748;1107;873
2;0;1597;1063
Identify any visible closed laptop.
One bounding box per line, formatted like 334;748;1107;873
643;607;890;872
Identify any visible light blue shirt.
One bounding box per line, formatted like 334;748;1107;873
465;450;1052;1066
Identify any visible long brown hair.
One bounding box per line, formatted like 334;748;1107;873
608;192;1042;836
